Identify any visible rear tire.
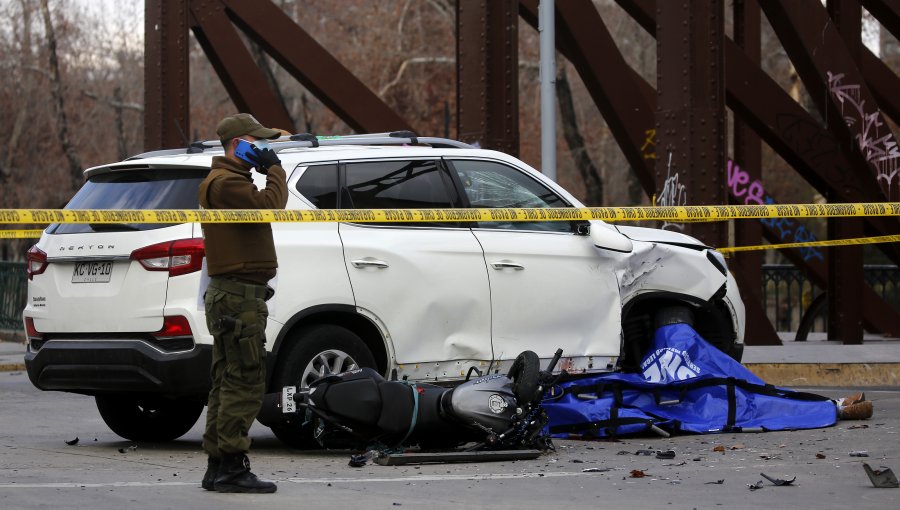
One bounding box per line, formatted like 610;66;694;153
95;395;203;442
270;324;377;448
507;350;541;405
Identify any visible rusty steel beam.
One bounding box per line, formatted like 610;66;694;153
519;0;655;196
189;0;294;132
218;0;410;134
144;0;190;150
861;47;900;124
655;1;727;249
826;0;864;344
732;0;780;345
760;0;900;201
620;0;900;262
457;0;519;156
617;0;900;337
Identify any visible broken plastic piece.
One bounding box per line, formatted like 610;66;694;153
117;445;137;454
849;451;870;457
582;467;611;473
656;450;676;459
747;480;764;490
862;463;900;488
635;449;655;456
630;469;647;478
705;479;725;485
760;472;796;486
65;437;79;446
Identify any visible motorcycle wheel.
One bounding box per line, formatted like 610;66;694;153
507;350;541;405
270;324;377;449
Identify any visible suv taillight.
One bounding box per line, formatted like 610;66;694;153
26;246;48;280
24;317;45;350
131;238;205;277
153;316;193;339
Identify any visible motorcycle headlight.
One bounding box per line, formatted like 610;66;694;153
707;249;728;276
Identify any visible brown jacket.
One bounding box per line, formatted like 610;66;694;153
199;156;288;284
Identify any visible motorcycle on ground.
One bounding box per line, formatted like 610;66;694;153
258;349;565;455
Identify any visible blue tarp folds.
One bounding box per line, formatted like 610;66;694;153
543;323;838;438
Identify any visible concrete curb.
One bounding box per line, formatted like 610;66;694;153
745;362;900;388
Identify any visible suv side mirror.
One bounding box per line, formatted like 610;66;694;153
587;222;633;253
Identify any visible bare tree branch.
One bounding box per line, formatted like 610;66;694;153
40;0;82;191
379;56;454;97
81;90;144;112
424;0;454;26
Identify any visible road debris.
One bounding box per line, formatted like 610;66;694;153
816;453;826;459
705;479;725;485
862;463;899;488
64;437;79;446
760;473;796;486
656;450;676;459
849;451;869;457
847;424;869;430
634;449;655;456
713;445;726;452
117;445;137;454
582;467;611;473
747;480;764;490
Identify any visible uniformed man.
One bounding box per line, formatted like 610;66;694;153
199;113;287;494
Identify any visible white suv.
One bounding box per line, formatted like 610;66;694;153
23;133;745;444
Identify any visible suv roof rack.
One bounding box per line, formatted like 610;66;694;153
126;131;473;161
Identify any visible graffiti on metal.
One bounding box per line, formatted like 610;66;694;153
727;159;823;262
827;71;900;197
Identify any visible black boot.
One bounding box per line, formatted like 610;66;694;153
201;457;220;491
213;452;277;493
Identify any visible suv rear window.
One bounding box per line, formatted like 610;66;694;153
47;167;209;234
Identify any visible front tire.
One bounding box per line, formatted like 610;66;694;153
507;350;541;405
95;395;203;442
270;324;377;448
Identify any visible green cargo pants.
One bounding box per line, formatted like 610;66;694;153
202;277;269;457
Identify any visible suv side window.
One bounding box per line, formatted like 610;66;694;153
295;164;338;209
448;159;574;232
342;160;458;227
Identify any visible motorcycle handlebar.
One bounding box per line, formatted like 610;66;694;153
546;348;564;373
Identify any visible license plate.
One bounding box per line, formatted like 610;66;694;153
282;386;297;414
72;261;113;283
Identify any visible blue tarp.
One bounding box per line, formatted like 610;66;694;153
543;323;838;438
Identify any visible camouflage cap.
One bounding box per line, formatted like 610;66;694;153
216;113;282;141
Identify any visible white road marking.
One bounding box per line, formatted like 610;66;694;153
0;470;610;489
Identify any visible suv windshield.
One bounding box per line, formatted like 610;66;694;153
47;167;209;234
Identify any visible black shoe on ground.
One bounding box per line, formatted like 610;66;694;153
213;452;277;494
201;457;220;491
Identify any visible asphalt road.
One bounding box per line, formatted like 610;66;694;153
0;370;897;510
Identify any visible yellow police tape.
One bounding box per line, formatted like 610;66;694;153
5;227;898;256
0;202;899;225
718;234;900;255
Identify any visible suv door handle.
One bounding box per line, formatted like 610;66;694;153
351;258;389;269
490;260;525;270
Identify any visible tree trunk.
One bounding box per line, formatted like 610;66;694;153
555;65;603;205
40;0;82;191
